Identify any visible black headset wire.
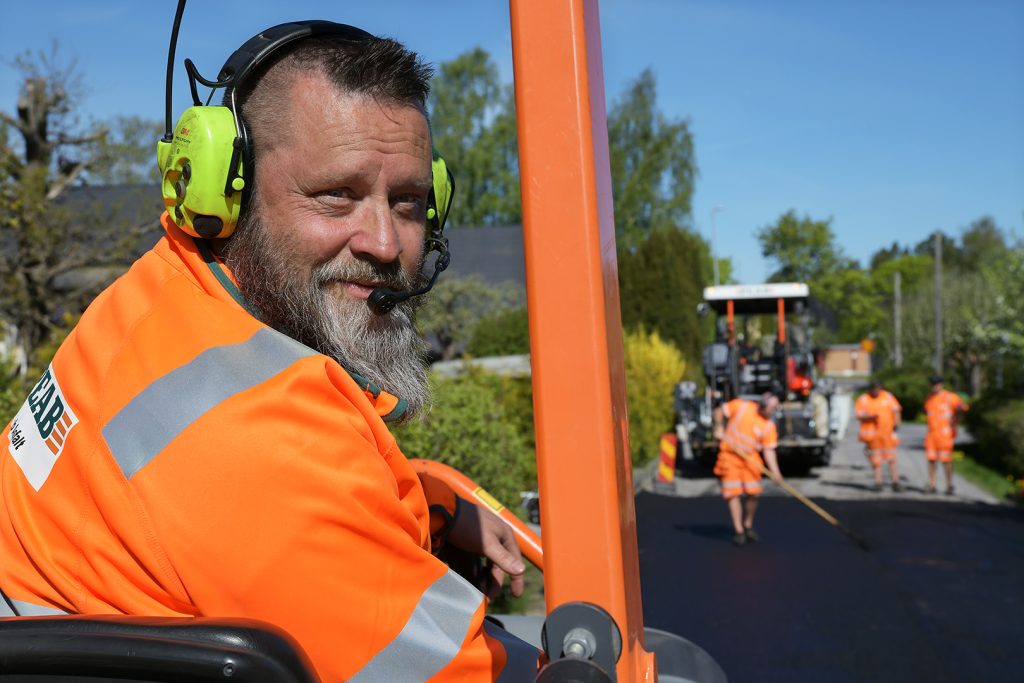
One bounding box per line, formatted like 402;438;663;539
163;0;188;143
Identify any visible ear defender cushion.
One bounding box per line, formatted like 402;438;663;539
428;153;454;235
157;105;246;239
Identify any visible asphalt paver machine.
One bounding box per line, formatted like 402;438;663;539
675;283;835;472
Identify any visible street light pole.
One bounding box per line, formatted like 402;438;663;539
934;232;943;375
711;206;724;286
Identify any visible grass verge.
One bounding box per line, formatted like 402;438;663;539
953;450;1023;504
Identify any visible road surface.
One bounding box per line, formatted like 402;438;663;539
636;421;1022;682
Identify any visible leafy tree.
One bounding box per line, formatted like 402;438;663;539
0;46;160;372
618;228;711;365
757;210;851;283
429;48;520;226
756;210;878;348
912;231;963;270
869;241;908;270
607;69;697;250
958;216;1007;274
417;274;524;361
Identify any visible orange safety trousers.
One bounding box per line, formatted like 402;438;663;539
714;399;777;500
0;214;538;682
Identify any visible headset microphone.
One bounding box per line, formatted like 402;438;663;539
367;246;451;315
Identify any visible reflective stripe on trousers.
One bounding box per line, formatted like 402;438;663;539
349;569;536;682
102;327;316;479
0;586;67;617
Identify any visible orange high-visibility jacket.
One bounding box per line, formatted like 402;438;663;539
718;398;778;467
1;214;538;682
855;391;901;442
924;389;968;448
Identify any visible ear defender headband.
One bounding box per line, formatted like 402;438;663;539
156;5;454;245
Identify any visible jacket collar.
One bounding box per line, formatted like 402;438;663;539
160;213;408;422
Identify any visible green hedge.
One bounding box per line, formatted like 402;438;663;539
392;367;536;507
466;306;530;357
623;328;687;467
963;396;1024;480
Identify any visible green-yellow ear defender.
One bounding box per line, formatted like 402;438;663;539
156;14;455;241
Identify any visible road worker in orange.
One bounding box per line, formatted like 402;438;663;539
923;375;969;495
854;380;903;492
0;19;539;682
712;393;784;546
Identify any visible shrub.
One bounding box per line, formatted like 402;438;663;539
623;328;687;467
466;306;530;357
392;367;536;507
0;352;27;426
963;396;1024;479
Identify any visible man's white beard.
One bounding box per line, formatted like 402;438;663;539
223;204;431;419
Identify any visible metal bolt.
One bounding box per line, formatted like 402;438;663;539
563;627;597;660
222;662;235;677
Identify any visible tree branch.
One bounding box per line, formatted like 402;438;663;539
45;161;87;201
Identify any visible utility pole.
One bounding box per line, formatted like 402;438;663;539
933;232;943;375
893;270;903;368
711;206;724;286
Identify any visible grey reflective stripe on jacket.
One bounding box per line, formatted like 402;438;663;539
348;569;484;683
484;619;541;682
0;586;67;617
102;327;316;479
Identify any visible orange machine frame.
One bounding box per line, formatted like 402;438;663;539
509;1;656;680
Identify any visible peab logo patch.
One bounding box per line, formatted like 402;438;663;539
7;366;78;490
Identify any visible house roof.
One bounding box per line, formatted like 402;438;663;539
64;185;527;288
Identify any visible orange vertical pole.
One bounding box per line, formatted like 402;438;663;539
777;298;786;344
727;299;735;345
509;1;654;680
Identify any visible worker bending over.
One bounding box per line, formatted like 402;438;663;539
923;375;969;495
1;18;539;682
855;380;903;492
713;394;784;546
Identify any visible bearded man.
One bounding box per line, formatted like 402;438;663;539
0;20;538;683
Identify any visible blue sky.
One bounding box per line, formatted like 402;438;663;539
2;0;1021;282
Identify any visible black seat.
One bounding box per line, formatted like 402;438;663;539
0;615;319;682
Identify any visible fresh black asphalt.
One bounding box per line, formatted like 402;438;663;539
636;493;1024;682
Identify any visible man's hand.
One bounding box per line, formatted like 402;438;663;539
447;501;526;600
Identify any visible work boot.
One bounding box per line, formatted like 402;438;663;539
946;485;955;496
925;484;937;494
745;528;760;543
873;482;884;492
892;482;903;493
732;532;747;547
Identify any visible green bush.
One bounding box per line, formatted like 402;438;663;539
623;328;687;467
963;396;1024;479
0;353;27;427
392;367;536;507
466;306;530;357
872;364;933;421
0;381;23;427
